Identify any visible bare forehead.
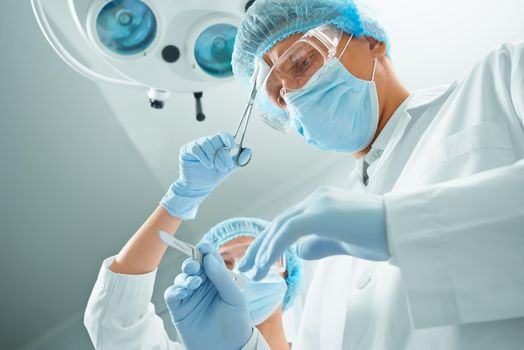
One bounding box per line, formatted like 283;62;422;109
263;33;304;67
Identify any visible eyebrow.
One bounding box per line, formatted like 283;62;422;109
264;35;302;67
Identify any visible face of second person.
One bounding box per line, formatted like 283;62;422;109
219;236;256;270
218;236;288;280
218;236;288;332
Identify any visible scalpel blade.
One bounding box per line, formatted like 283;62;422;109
159;231;203;264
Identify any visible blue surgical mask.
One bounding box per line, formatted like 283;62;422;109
238;269;287;325
285;54;379;153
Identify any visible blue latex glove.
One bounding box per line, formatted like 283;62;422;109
164;243;253;350
161;132;252;220
238;187;390;280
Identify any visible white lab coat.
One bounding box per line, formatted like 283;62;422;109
85;42;524;349
293;42;524;350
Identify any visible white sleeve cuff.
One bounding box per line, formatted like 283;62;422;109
84;256;183;349
91;256;158;321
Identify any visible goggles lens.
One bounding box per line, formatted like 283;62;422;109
257;87;292;133
259;24;343;132
219;243;286;275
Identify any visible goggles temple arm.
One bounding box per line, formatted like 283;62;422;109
338;33;354;60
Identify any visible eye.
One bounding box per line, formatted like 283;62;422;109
298;57;311;71
291;56;312;75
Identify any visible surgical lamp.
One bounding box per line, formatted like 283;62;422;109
31;0;256;121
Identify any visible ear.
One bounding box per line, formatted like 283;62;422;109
365;36;387;57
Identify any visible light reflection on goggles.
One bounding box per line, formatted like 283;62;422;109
258;24;346;132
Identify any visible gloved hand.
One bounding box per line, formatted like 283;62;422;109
238;187;390;280
164;243;253;350
161;132;251;220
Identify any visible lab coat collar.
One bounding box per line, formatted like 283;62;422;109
371;97;409;153
355;81;459;185
405;81;459;120
355;97;410;182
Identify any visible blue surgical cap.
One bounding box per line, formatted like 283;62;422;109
200;217;304;311
232;0;389;91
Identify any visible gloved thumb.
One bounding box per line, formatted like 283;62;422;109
197;243;244;306
296;237;353;260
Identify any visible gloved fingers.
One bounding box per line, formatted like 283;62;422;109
181;258;201;275
218;148;235;170
197;242;226;267
218;132;239;169
244;205;304;274
197;242;244;306
237;205;303;273
218;131;236;149
237;228;270;272
164;284;189;305
185;275;203;289
174;273;203;290
169;274;201;305
201;139;226;172
252;214;306;281
210;136;234;171
190;142;213;169
182;258;208;287
296;236;353;260
179;143;192;161
174;273;188;287
266;204;305;241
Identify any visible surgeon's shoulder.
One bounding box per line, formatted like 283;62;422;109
493;41;524;57
475;41;524;73
408;84;455;109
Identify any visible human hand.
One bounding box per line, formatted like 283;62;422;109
164;243;253;350
161;132;252;220
238;187;390;280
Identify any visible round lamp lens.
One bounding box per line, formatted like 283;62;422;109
96;0;157;56
194;23;238;78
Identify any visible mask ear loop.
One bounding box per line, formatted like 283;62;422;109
338;33;379;83
371;57;378;81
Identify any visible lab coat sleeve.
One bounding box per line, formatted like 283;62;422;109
384;40;524;330
385;159;524;329
84;256;183;350
509;42;524;120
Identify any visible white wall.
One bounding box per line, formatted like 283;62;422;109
0;1;186;348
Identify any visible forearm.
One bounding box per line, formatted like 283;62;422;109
110;205;182;275
109;132;238;275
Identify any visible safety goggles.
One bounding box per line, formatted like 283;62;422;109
219;242;286;275
258;24;350;133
